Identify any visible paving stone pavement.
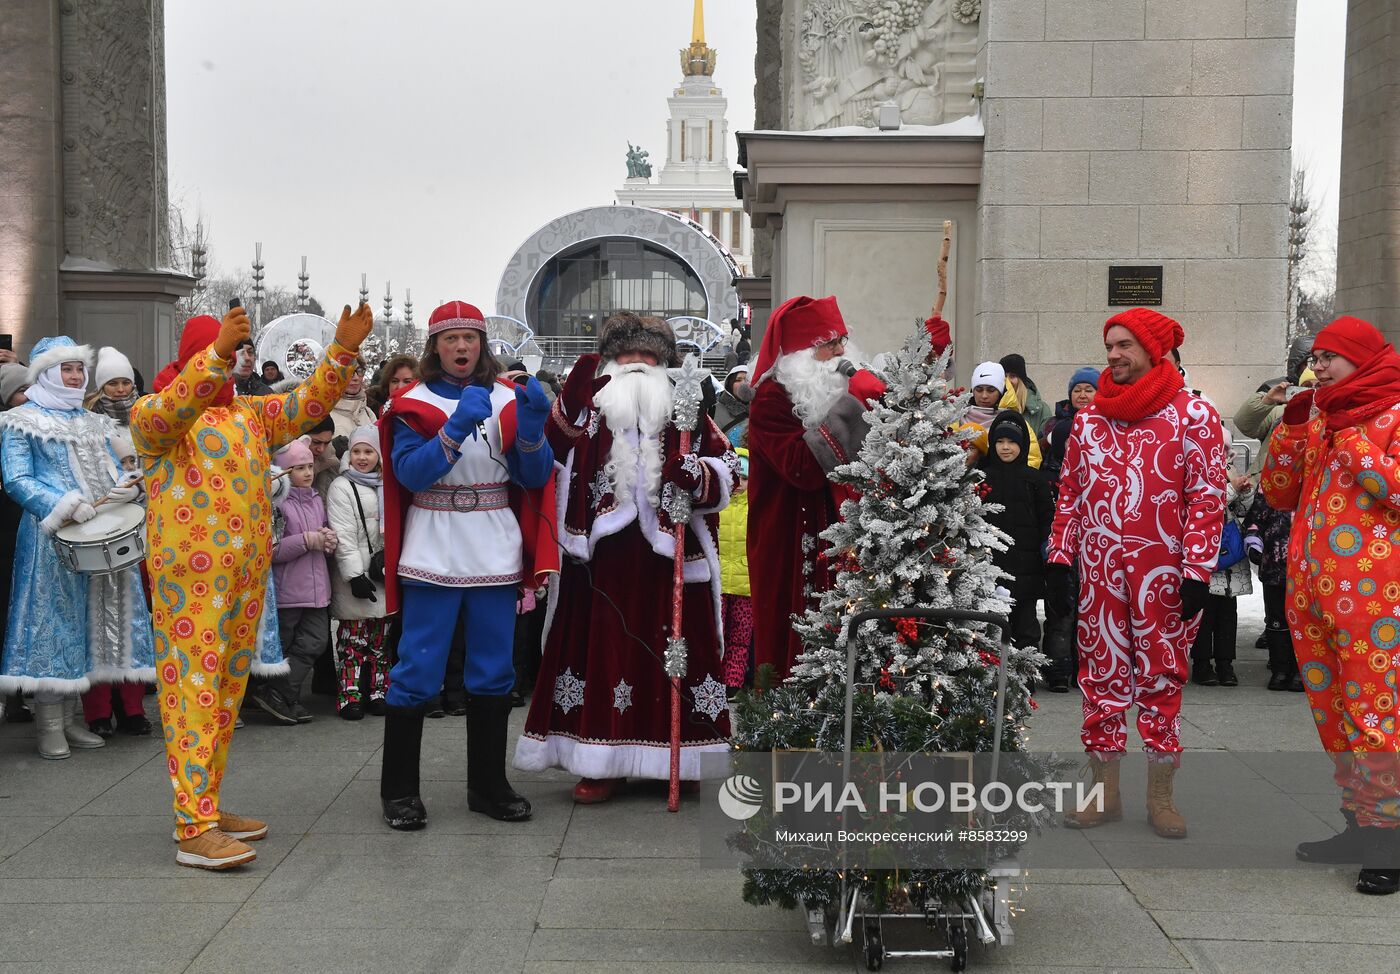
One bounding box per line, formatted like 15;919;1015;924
2;589;1398;973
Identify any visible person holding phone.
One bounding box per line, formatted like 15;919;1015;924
131;301;372;870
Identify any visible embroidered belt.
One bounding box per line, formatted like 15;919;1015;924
411;482;510;513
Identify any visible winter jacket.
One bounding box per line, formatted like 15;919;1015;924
1243;487;1291;587
326;475;385;620
331;393;376;439
1208;481;1254;598
272;485;331;609
719;482;750;597
978;418;1054;595
1040;399;1077;487
999;381;1052;438
1234;390;1286;477
962;412;1043;469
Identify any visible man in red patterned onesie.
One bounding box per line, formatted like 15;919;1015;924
1046;308;1226;839
1263;314;1400;895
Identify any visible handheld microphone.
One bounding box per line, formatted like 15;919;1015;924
834;358;859;378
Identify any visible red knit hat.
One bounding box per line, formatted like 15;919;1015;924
1312;315;1385;367
153;315;222;393
427;300;487;338
1104;308;1185;365
752;295;848;385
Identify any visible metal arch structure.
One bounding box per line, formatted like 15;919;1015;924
666;315;727;355
483;315;544;374
253;312;338;381
494;204;741;330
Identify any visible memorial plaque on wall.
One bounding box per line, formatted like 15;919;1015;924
1107;265;1164;306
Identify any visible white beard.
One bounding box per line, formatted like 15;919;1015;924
594;360;673;507
771;345;859;430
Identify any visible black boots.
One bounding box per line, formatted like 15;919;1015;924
1296;809;1367;863
465;693;532;822
1265;627;1303;691
1295;810;1400;894
1357;826;1400;895
381;704;427;831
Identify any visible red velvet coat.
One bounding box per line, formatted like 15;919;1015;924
746;379;839;679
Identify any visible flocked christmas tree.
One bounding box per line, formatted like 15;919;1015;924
733;325;1048;912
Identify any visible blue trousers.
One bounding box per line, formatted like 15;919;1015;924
386;582;517;706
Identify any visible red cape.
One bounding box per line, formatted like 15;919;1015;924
380;378;559;613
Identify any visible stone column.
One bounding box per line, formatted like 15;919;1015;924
57;0;191;380
0;0;64;357
1335;0;1400;334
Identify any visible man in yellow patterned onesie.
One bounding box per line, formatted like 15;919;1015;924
131;302;372;870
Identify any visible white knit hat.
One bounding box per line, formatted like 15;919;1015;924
970;361;1005;392
94;346;135;390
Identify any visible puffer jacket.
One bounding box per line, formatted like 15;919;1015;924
719;451;750;597
272;485;331;609
326;475;385;620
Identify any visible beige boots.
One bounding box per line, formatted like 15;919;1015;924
1063;755;1187;838
1064;754;1122;828
1146;761;1187;838
33;694;105;760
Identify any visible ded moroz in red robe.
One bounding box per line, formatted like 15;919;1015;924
514;395;738;781
747;378;853;679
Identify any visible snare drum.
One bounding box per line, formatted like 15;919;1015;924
53;502;147;575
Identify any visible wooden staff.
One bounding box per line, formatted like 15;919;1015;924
665;356;707;812
932;219;953;319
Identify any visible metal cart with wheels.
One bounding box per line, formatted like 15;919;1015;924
800;606;1024;971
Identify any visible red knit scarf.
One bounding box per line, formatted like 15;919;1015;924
1314;348;1400;432
1092;360;1184;422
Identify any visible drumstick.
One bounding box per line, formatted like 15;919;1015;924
932;220;952;319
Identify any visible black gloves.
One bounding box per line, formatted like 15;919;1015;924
349;574;377;601
368;549;386;583
1179;578;1209;620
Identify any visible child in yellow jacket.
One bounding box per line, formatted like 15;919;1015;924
720;448;752;689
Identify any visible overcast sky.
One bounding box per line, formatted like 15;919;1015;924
166;0;1344;320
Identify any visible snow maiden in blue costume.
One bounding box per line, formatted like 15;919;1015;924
0;336;155;759
377;300;557;830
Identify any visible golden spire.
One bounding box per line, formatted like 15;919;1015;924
681;0;716;77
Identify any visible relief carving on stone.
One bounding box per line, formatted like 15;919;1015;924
60;0;169;269
790;0;979;130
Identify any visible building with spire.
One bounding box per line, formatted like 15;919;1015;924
614;0;752;277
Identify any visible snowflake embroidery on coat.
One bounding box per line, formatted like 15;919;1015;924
586;409;602;438
589;469;612;509
553;668;585;714
660;482;692;524
613;679;633;714
691;674;727;720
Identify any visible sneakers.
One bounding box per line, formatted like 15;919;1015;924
1215;663;1238;687
170;812;268;842
176;828;257;870
339;701;364;721
1190;661;1218;686
293;701;313;724
246;685;298;726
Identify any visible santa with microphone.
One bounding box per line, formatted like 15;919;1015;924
746;295;885;680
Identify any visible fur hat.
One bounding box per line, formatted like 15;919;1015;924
27;335;94;383
598;312;679;367
94;346;135;390
0;363;29;406
1104;308;1184;366
971;361;1005;392
273;439;314;469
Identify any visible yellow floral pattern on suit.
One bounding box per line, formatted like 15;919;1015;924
130;342;357;838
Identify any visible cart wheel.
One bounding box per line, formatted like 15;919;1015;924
862;919;884;971
948;922;968;972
